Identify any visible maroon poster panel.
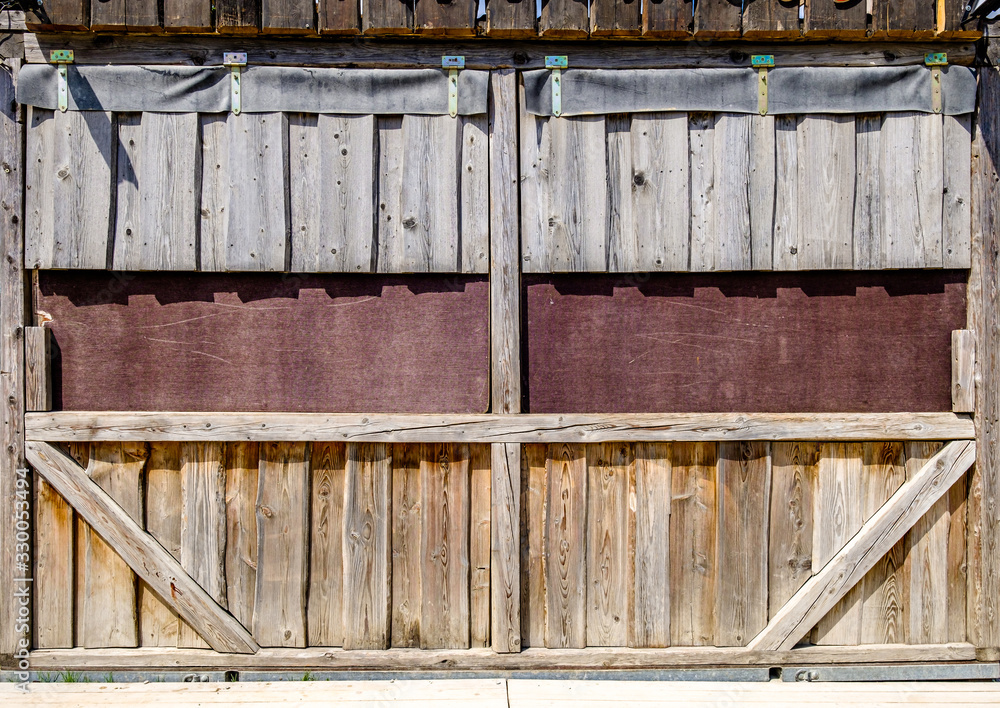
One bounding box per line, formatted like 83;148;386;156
38;272;489;413
525;271;967;413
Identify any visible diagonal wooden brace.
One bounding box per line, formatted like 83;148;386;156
26;441;259;654
749;439;976;651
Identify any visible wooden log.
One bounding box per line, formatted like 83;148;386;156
390;443;422;648
225;442;259;630
33;473;74;648
342;442;391;650
591;0;642;35
768;442;818;619
217;0;260;33
26;441;260;654
492;442;521;653
631;442;671;648
643;0;691;36
804;0;867;37
521;444;547;648
486;0;536;36
139;443;182;648
954;330;977;413
539;0;589;36
254;442;310;647
164;0;213;31
749;440;976;651
694;0;741;37
544;443;586;648
262;0;315;32
25;0;89;29
742;0;800;38
25;326;50;413
363;0;412;33
178;442;227;649
319;0;360;33
25;412;977;443
307;442;346;647
414;0;476;34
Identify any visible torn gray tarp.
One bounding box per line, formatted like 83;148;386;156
522;65;977;116
16;64;491;115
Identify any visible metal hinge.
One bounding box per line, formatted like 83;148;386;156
751;55;774;116
49;50;74;113
442;56;464;118
925;52;947;115
546;56;568;117
223;52;247;116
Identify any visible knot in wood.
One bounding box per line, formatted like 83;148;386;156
259;505;274;518
402;217;417;229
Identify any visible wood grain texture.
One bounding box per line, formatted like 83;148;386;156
308;442;346;647
643;0;691;36
714;113;753;271
742;0;800;38
319;0;358;33
591;0;642;35
24;0;89;29
25;326;51;413
943;113;973;268
164;0;213;31
34;473;75;648
953;329;976;413
544;443;587;648
362;0;411;33
470;444;491;648
768;442;818;619
670;442;717;646
139;443;181;648
224;442;259;630
519;87;551;272
804;0;867;36
875;0;936;36
413;0;476;34
521;444;548;648
262;0;315;33
771;115;798;270
491;442;521;653
854;114;884;270
749;113;775;270
342;442;392;650
539;0;589;36
216;0;260;34
694;0;741;37
90;0;126;30
631;442;671;648
486;0;536;36
390;443;422;648
254;442;310;647
689;113;716;272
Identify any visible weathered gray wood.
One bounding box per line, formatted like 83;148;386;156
768;442;819;619
943;113;973;269
749;114;775;271
953;329;977;413
34;473;74;648
749;440;976;651
390;443;422;648
27;412;976;443
607;114;636;272
178;442;227;649
342;442;391;650
254;442;310;648
492;441;521;653
631;442;671;648
26;441;260;654
139;443;181;648
853;114;884;270
771;115;798;270
25;326;50;412
544;443;586;648
198;114;229;272
518;82;551;273
714;113;753;271
112;112;198;271
689;113;716;272
289;114;375;273
470;444;491;648
307;441;346;647
225;442;259;630
25;108;113;270
461;115;489;274
521;444;548;648
375;117;404;272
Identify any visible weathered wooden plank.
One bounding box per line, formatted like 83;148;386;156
939;0;980;36
390;443;422;648
254;442;310;648
804;0;867;36
539;0;589;36
607;114;635;272
25;108;112;270
954;329;977;413
462;114;490;274
178;442;227;649
25;0;89;29
224;442;258;630
492;441;521;653
79;442;147;648
795;114;855;270
25;326;50;413
319;0;359;32
113;112;198;271
401;115;458;271
26;412;977;443
880;112;943;268
631;442;671;648
217;0;260;34
670;442;717;646
771;115;798;270
689;113;716;272
67;443;91;654
34;473;74;648
591;0;642;35
342;442;392;650
307;442;346;646
198;114;229;272
521;444;547;648
859;442;907;645
854;114;883;270
586;443;632;647
750;440;976;651
694;0;741;37
742;0;801;38
749;113;775;270
139;443;181;648
90;0;127;30
812;443;865;645
544;443;587;648
519;85;551;273
629;113;689;271
414;0;476;34
375;116;404;272
164;0;213;31
470;444;491;648
420;444;471;649
262;0;315;33
363;0;412;33
486;0;536;36
715;113;752;271
875;0;936;37
943;113;973;268
126;0;160;31
289;113;374;273
768;442;819;619
642;0;690;36
716;441;770;647
26;441;260;654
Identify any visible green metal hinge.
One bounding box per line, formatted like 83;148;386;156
546;56;568;117
49;50;74;113
925;53;947;114
223;52;247;116
443;56;464;118
752;55;774;116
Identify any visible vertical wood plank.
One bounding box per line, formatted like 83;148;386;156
630;113;689;272
25;326;50;413
670;442;717;646
742;0;800;37
607;114;636;272
307;442;346;647
391;443;422;647
318;0;359;33
804;0;867;36
689;113;716;272
401;116;459;271
139;443;181;648
68;444;91;653
714;113;752;271
749;113;775;270
591;0;642;35
521;444;548;648
854;114;883;270
716;441;770;647
165;0;213;31
470;444;491;648
954;329;977;413
178;442;227;649
539;0;589;36
254;442;310;648
812;442;865;645
225;442;259;630
643;0;691;36
289;114;374;273
25;0;90;29
544;443;587;648
771;115;798;270
79;443;147;648
421;444;471;648
262;0;315;33
198;114;229;272
519;82;551;273
343;442;391;650
462;115;490;274
548;117;607;271
375;116;404;273
34;473;74;648
25;109;113;270
113;112;198;271
492;442;522;653
586;443;632;647
768;442;819;619
875;0;936;36
632;442;671;648
363;0;412;33
943;113;973;268
795;114;855;269
90;0;127;30
216;0;260;33
414;0;476;34
694;0;741;37
486;0;536;36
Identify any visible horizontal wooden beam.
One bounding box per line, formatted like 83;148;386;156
25;412;976;443
24;34;977;69
25;441;260;655
28;643;980;670
749;439;977;652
